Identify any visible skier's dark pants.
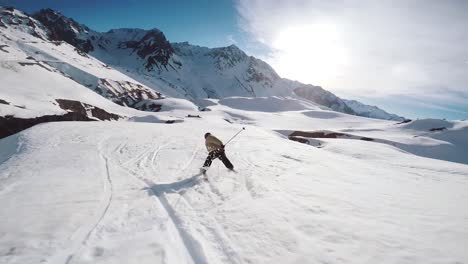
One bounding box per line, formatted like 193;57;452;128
203;149;233;169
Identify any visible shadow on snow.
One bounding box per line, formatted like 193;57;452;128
142;174;202;195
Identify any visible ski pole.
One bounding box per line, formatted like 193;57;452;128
224;127;245;147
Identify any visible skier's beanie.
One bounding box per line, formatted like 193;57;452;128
204;132;211;139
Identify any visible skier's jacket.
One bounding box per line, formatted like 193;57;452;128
205;134;224;152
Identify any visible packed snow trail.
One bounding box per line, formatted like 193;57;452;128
1;120;468;264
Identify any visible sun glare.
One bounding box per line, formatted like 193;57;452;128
271;24;348;86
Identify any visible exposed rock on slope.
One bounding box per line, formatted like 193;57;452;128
32;8;94;53
0;99;120;139
97;79;163;111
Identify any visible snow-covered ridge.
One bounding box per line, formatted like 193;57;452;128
0;6;48;40
0;6;402;120
294;85;356;115
343;99;405;121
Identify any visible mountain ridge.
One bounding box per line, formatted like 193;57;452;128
1;6;403;121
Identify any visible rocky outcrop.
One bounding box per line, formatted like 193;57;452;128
120;29;174;71
429;127;447;132
96;79;163;111
208;45;247;70
0;112;93;139
290;131;347;138
288;130;375;144
32;8;94;53
0;99;121;139
55;99;120;121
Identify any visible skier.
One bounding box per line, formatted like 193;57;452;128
201;132;234;173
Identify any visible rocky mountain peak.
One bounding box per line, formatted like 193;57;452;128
33;8;90;34
32;8;93;53
208;44;248;70
119;28;174;71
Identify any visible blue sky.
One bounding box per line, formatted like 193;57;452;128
4;0;243;48
4;0;468;120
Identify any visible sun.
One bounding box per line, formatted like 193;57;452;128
270;23;349;86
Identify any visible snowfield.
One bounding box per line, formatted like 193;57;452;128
1;106;467;264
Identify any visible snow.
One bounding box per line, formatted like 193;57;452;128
1;103;468;263
157;98;199;112
218;96;319;112
402;118;454;131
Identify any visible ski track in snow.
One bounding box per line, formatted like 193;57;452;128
106;139;208;263
0;119;466;264
63;154;114;264
1;122;468;263
43;138;115;264
107;137;243;264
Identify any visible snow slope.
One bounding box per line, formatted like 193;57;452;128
209;98;468;165
1;103;467;263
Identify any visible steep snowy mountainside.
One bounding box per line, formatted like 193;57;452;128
91;27;175;71
5;7;402;120
0;8;170;114
0;9;202;139
0;39;134;119
91;38;287;100
0;7;48;40
343;99;405;121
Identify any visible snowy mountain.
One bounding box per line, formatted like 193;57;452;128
0;6;201;138
2;6;468;264
343;99;405;121
0;6;402;121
